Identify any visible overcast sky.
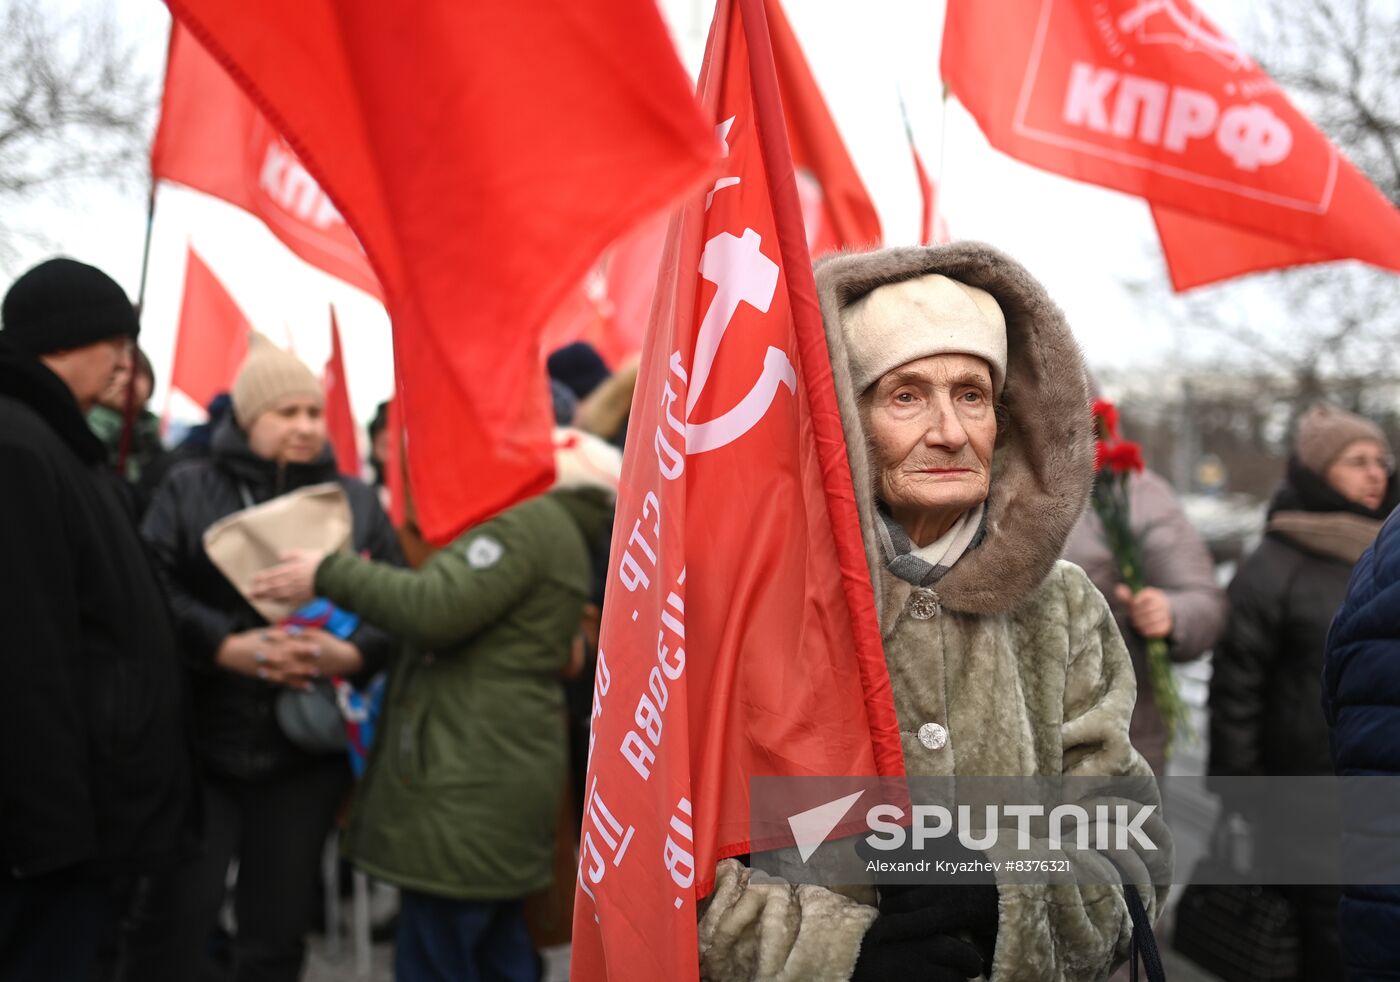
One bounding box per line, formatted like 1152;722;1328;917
3;1;1285;426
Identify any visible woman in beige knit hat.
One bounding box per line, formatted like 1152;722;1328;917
136;334;404;981
1210;402;1397;979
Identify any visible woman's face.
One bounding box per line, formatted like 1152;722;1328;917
862;353;998;526
1325;438;1391;511
246;395;327;466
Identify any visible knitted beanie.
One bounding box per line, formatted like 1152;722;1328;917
841;273;1008;397
547;341;611;400
1295;403;1390;475
2;257;139;355
231;333;323;428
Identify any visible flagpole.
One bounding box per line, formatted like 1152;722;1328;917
118;180;157;475
737;0;905;777
931;83;949;245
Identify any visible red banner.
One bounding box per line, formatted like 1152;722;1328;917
542;0;877;371
767;0;882;257
164;0;717;544
941;0;1400;289
570;0;903;978
324;309;361;479
152;26;381;300
167;246;250;413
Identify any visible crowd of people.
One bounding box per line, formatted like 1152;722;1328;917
1;249;1397;982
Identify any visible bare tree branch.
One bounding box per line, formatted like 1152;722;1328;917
0;0;154;257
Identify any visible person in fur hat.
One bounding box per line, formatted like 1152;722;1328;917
697;243;1170;982
1210;403;1398;980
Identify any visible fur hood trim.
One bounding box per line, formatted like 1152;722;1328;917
814;242;1093;617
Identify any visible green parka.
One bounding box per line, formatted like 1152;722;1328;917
316;486;612;899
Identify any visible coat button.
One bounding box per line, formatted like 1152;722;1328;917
918;722;948;750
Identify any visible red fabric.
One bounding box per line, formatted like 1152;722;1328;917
323;310;361;478
907;125;951;245
168;247;250;412
541;0;875;370
164;0;718;544
766;0;882;257
152;26;381;300
570;1;903;977
940;0;1400;289
539;214;670;371
1150;203;1335;290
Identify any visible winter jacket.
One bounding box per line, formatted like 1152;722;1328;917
0;340;193;879
1210;459;1397;779
1064;469;1227;774
141;418;402;780
321;486;614;900
697;244;1170;982
1324;508;1400;981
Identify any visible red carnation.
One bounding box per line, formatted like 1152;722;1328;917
1091;399;1120;441
1100;440;1145;474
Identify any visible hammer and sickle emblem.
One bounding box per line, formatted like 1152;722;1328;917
684;229;797;455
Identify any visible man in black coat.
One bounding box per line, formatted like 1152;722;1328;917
0;258;193;980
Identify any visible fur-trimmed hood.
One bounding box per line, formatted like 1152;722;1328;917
814;242;1092;618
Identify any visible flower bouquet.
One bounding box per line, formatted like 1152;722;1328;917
1090;399;1190;749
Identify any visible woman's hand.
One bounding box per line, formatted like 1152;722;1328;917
1114;584;1174;640
215;628;321;689
298;628;365;678
250;549;328;606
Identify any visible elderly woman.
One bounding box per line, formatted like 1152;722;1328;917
698;244;1168;982
139;334;403;981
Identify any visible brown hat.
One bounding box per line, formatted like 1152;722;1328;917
1295;403;1390;476
231;332;322;429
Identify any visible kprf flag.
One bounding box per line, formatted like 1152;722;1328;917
323;310;360;479
168;246;250;414
570;0;903;978
941;0;1400;289
163;0;717;544
152;26;381;300
543;0;877;371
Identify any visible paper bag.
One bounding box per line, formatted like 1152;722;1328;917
203;482;352;623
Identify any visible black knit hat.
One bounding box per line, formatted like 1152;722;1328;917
547;341;610;400
2;257;139;356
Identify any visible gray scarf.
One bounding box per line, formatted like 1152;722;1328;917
876;504;987;587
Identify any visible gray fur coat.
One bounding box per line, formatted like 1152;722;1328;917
697;243;1171;982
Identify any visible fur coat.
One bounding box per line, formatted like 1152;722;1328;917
698;243;1171;982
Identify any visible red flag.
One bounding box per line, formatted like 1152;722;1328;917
767;0;882;256
542;3;877;372
323;309;360;479
152;26;381;300
165;1;717;544
168;246;250;413
940;0;1400;289
899;99;952;245
570;0;902;977
539;215;670;370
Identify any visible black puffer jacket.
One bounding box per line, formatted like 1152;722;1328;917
1210;459;1399;777
142;419;403;780
0;341;193;878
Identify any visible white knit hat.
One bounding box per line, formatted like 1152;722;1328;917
841;273;1007;397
